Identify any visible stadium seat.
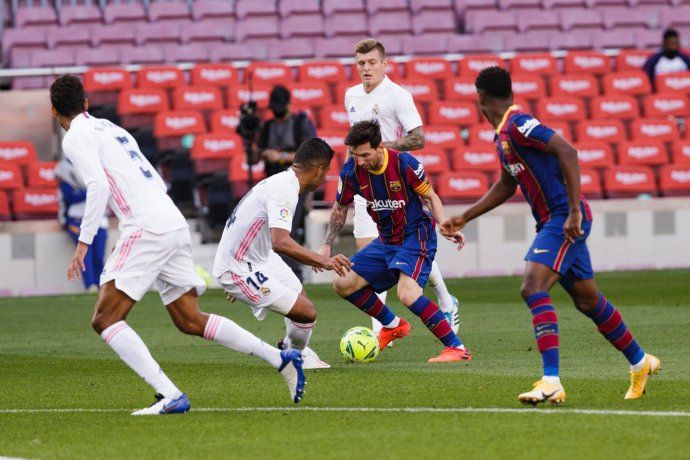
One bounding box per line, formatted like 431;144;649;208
401;32;454;55
397;79;439;103
580;168;603;198
46;26;91;50
672;140;690;163
136;23;184;47
227;84;273;110
424;124;462;149
447;34;504;55
457;54;505;77
289;82;332;108
550;74;599;98
0;141;38;168
444;77;479;101
602;71;651;96
15;5;57;27
0;162;23;191
454;0;500;15
574;141;615;169
500;30;559;52
603;164;657;197
91;24;137;48
59;3;102;26
406;58;454;81
181;21;234;44
75;47;122;67
11;188;59;220
465;10;517;34
550;30;593;49
659;163;690;195
660;6;690;29
468;124;496;144
511;53;559;75
323;0;365;15
537;97;587;121
30;48;76;67
437;171;489;201
280;13;324;38
563;50;610;74
319;105;350;129
323;12;368;37
279;0;320;16
103;2;147;25
136;66;184;89
414;148;450;175
643;93;690;117
366;0;408;14
192;0;235;21
452;143;501;171
559;8;604;31
543;0;587;8
210;43;265;62
511;74;547;100
592;29;637;49
499;0;542;8
602;6;659;29
348;61;401;83
173;86;224;111
517;10;561;32
631;118;680;142
236;16;280;40
118;88;169;116
369;10;412;35
0;191;10;221
83;68;132;94
191;63;238;88
154;110;207;138
229;156;266;184
245;62;293;84
618;140;668;166
191;132;242;161
590;95;640;120
236;0;278;18
165;43;212;63
315;128;348;154
576;119;626;143
2;28;48;66
429;101;479;126
210;109;240;133
656;71;690;95
298;61;346;83
26;161;56;189
410;0;455;13
412;10;457;35
616;49;652;71
148;0;192;24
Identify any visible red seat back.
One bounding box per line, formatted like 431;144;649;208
406;57;453;81
643;93;690;118
659;164;690;194
191;133;242;160
423;125;461;150
616;50;652;71
26;161;57;188
397;78;439;103
0;162;24;190
229;156;266;182
512;53;558;76
173;86;224;111
550;74;599;98
83;67;132;92
575;141;615;169
590;95;639;120
672;141;690;164
631;119;679;142
618;140;668;166
12;188;59;217
604;165;656;197
428;101;479;126
457;54;505;77
246;61;293;84
576;119;626;144
289;82;331;108
602;71;651;96
453;143;500;172
0;141;38;167
299;60;345;83
191;63;238;87
537;97;586;121
137;66;184;89
444;77;479;101
210;109;240;133
511;74;546;100
154;111;206;137
656;71;690;95
564;51;610;75
580;168;602;198
118;88;168;115
412;149;449;175
437;171;489;200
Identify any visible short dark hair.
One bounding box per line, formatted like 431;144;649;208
345;120;382;149
475;66;513;99
294;138;334;168
663;28;679;41
50;75;86;118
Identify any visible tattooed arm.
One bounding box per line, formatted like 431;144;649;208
319;201;349;252
382;126;425;151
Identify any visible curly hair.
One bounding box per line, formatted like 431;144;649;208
50;74;86;117
345;120;382;149
475;66;512;99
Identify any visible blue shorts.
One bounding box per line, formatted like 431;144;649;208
525;214;594;289
351;227;437;293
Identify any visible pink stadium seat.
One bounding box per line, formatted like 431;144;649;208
148;0;191;23
410;0;454;13
550;74;599;97
574;141;615;169
590;95;640;120
602;6;660;29
137;23;182;46
91;24;137;47
551;31;593;48
577;119;627;143
209;43;264;62
618;140;668;166
268;38;316;58
466;10;517;34
2;27;48;65
542;0;587;8
559;8;604;31
165;43;211;63
454;0;498;17
602;71;651;95
500;30;557;52
191;1;234;22
628;0;670;4
279;0;320;17
47;26;90;49
280;13;324;38
635;29;663;49
315;37;358;58
604;165;657;197
59;4;102;26
235;0;277;19
367;0;409;14
586;0;627;5
103;2;146;25
15;5;57;27
660;6;690;29
236;16;280;40
402;33;452;55
412;10;457;35
322;0;365;15
446;34;504;53
76;46;122;66
517;10;561;32
31;48;76;67
564;50;610;74
125;47;166;65
369;11;411;35
591;29;637;48
631;118;680;142
181;20;233;44
324;12;368;37
659;164;690;196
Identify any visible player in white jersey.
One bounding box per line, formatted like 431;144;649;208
319;38;460;336
214;138;351;369
51;75;307;414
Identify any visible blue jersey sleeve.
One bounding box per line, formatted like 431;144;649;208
399;152;432;195
508;113;555;150
335;158;359;206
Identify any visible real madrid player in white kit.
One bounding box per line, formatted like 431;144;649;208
51;75;307;414
319;38;460;336
214;138;351;369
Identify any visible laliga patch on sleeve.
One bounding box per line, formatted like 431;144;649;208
279;207;290;221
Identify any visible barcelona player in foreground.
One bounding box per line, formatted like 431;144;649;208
322;120;471;363
441;67;659;404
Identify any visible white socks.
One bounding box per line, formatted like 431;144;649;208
101;321;182;400
383;316;400;328
631;354;647;372
371;291;388;333
204;314;282;368
428;261;454;312
283;317;314;351
542;375;561;385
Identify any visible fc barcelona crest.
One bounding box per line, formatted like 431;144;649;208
389;180;402;192
501;141;512;155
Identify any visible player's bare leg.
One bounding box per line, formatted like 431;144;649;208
166;289;306;404
355;236;388;336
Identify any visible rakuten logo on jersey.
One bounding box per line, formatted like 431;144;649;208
559;79;591;93
25;192;56;206
519;58;550;72
600;101;632;114
573;55;605;69
130;94;162;107
367;198;406;211
145;70;178;84
203;139;237;152
664;75;690;91
615;172;649;185
414;62;445;75
200;68;232;82
439;106;471;120
0;171;15;181
165;117;198;130
640;123;672;137
653;98;685;112
578;149;606;162
93;72;125;85
546;102;578;116
293;88;324;101
0;147;29;160
449;177;482;191
183;91;216;105
307;65;339;79
426;130;456;144
671;170;690;183
38;168;55;181
586;125;618;138
464;152;495;165
628;146;660;159
612;77;643;91
254;67;286;80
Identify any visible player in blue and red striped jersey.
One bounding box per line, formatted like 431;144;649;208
441;66;659;404
322;120;471;362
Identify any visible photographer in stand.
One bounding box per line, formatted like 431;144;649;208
258;85;317;281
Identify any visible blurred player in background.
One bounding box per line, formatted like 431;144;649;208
319;38;459;338
325;120;471;363
51;75;307;414
442;67;659;405
214;138;351;370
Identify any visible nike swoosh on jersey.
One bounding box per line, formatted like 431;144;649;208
533;248;549;254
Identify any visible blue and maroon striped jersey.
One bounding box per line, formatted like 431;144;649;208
495;105;593;228
336;148;434;245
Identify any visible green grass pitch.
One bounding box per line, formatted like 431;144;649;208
1;270;689;459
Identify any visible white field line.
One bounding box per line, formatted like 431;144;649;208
0;407;688;417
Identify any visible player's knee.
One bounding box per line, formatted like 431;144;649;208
91;310;118;334
332;276;353;297
174;317;205;336
520;280;543;300
397;285;422;307
573;294;599;315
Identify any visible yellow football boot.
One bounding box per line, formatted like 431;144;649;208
625;354;661;400
518;380;566;406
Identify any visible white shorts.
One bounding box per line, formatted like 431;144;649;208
218;252;302;321
353;194;379;239
100;227;206;305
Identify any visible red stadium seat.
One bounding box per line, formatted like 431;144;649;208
659;164;690;195
575;141;614;169
406;57;454;81
210;110;240;133
316;129;347;154
457;54;505;77
229;156;266;183
322;178;339;202
414;149;450;175
191;133;242;160
511;74;546;100
428;101;479;126
618;140;668;166
468;124;496;145
602;71;651;96
191;63;238;88
453;143;501;172
118;88;169;115
11;188;59;219
672;141;690;164
349;61;401;82
656;72;690;95
397;79;439;103
0;141;38;168
0;162;23;191
580;168;602;198
604;165;656;197
440;77;476;103
616;50;652;71
424;125;462;149
334;81;352;106
550;74;599;98
576;119;626;144
319;105;351;130
154;111;206;138
511;53;558;76
541;120;572;140
563;51;610;75
289;82;331;108
0;191;10;221
173;86;224;111
136;66;184;89
537;97;586;121
26;161;57;189
83;67;132;92
437;171;489;201
643;93;690;118
298;61;345;83
227;84;273;110
631;119;680;142
590;95;639;120
245;62;293;84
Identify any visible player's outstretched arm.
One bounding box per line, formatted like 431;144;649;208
271;228;352;276
317;202;349;256
382;126;425;151
545;134;584;243
419;186;466;250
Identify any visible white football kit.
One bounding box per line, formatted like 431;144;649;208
344;75;423;238
62;112;204;304
213;168;303;320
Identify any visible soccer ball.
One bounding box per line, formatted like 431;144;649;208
340;326;380;363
